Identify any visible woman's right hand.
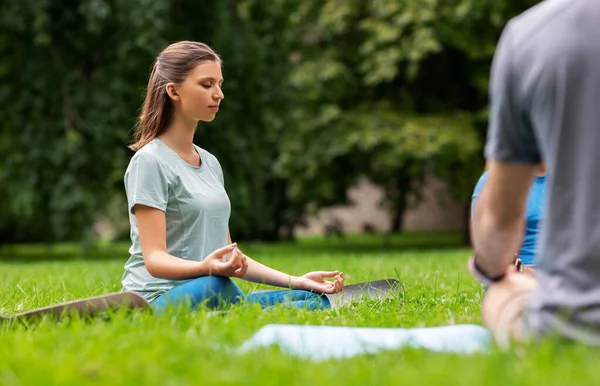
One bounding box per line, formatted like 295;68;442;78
203;243;248;278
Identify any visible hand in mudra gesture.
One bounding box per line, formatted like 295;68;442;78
294;271;345;294
204;243;248;278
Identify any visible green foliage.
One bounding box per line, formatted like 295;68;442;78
0;0;170;242
272;0;538;231
0;0;541;242
0;0;298;242
200;0;303;240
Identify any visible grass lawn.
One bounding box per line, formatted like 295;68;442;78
0;233;599;385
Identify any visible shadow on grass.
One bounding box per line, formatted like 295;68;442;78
0;232;469;263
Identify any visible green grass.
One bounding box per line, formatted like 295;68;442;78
0;231;464;262
1;235;599;385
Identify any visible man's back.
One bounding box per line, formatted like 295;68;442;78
486;0;600;342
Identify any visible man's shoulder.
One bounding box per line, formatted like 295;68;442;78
507;0;581;50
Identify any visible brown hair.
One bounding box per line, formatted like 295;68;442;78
129;41;221;151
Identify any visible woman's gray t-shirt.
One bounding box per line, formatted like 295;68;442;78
121;138;231;302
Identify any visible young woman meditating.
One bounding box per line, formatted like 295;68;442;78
120;41;344;313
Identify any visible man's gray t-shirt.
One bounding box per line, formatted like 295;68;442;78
121;138;231;302
485;0;600;343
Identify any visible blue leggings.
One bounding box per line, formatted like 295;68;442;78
151;276;330;314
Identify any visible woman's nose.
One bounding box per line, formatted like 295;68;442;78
214;87;224;100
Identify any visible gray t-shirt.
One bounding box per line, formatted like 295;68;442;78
121;138;231;302
485;0;600;343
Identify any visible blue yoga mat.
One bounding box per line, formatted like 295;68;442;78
238;324;492;361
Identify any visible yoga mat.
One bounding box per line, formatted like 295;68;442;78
0;291;150;323
238;324;492;360
251;278;402;308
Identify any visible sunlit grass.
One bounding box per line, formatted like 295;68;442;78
1;235;599;385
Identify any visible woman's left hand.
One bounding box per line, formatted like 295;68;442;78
293;271;344;294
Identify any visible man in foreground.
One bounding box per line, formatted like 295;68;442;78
470;0;600;347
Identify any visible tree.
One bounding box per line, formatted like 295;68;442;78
0;0;541;244
273;0;538;233
0;0;171;242
0;0;300;243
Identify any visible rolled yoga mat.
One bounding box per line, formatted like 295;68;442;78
238;323;492;360
0;291;150;323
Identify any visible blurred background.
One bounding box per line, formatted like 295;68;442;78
0;0;538;252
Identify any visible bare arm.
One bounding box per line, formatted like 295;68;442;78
243;256;298;288
136;205;236;280
471;160;536;277
227;230;343;292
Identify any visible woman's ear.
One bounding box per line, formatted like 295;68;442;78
165;83;179;101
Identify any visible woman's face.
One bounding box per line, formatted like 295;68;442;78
169;61;224;123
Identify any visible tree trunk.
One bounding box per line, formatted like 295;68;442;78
387;173;411;235
390;206;405;234
389;191;408;234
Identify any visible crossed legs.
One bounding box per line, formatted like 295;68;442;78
151;276;330;314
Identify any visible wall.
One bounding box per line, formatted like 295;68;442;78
295;177;467;235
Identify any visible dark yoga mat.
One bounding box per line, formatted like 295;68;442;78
0;291;150;323
250;278;402;308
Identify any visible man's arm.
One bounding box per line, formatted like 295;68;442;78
471;160;536;278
